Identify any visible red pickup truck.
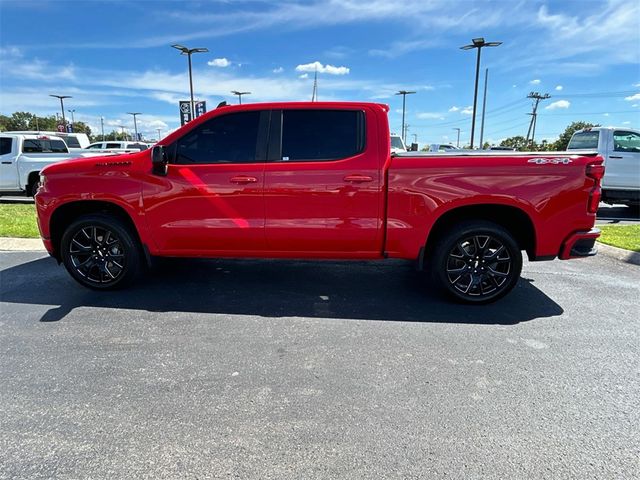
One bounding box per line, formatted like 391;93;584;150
35;102;603;303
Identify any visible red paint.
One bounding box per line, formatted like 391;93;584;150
36;101;602;264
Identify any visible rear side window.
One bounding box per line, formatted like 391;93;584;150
87;143;104;149
175;111;260;164
281;110;365;161
63;136;81;148
106;143;121;149
567;131;599;150
22;139;68;153
128;143;147;151
0;137;13;155
613;131;640;153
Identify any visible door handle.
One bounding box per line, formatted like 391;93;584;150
230;176;258;184
608;155;623;159
343;174;373;183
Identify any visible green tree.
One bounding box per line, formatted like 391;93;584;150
551;121;599;151
500;135;528;150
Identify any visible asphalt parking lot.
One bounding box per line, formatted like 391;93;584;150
1;251;638;479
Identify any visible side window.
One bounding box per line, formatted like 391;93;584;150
281;110;365;161
64;136;81;148
0;137;13;155
175;111;260;164
613;131;640;153
87;143;103;149
106;143;121;149
50;140;68;153
22;140;44;153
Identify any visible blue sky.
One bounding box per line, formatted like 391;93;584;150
1;0;639;145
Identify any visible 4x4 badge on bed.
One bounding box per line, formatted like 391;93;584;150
528;157;573;165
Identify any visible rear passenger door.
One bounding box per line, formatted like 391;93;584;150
263;108;383;256
607;131;640;190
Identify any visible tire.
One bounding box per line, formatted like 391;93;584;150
60;214;141;290
27;179;40;197
429;220;523;304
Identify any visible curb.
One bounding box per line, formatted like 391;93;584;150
596;241;640;266
0;237;46;251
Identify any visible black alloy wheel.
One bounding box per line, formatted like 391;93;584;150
431;221;522;304
61;214;141;290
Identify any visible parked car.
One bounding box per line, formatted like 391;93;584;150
36;102;603;303
567;127;639;210
0;134;112;196
428;143;461;152
5;131;91;150
86;141;153;153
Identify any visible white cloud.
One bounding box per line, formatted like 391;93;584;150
298;73;309;79
207;58;231;67
603;113;610;117
624;93;640;101
417;112;445;120
623;121;631;125
461;106;473;115
272;66;284;73
555;85;563;91
634;83;640;87
448;106;460;112
545;100;570;110
530;79;541;85
295;61;350;75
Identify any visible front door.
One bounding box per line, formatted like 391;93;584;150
143;110;268;254
263;108;384;256
0;137;18;190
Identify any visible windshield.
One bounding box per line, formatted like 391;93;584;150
567;131;599;150
390;136;405;150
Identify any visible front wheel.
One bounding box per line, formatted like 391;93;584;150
60;214;141;290
430;221;523;304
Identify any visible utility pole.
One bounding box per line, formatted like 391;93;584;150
311;64;318;102
453;128;461;147
100;116;105;141
412;133;418;144
395;90;416;145
525;92;551;147
479;68;488;149
460;38;502;149
156;128;162;141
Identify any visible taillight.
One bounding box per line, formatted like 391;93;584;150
586;160;604;214
586;163;604;181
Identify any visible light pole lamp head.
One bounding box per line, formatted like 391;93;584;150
395;90;416;96
50;94;72;100
231;91;251;96
172;44;209;55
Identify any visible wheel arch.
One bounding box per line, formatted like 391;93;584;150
49;200;147;262
423;204;537;266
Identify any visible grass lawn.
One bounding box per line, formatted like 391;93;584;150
599;225;640;252
0;204;40;238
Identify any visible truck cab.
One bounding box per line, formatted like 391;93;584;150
568;127;640;209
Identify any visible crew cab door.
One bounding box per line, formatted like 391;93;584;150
0;137;18;190
605;130;640;189
143;110;268;254
263;108;384;255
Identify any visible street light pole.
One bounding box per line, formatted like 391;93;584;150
118;125;127;141
479;68;489;149
453;128;461;147
460;38;501;149
67;109;75;125
100;116;105;141
231;91;251;105
172;44;209;122
127;112;141;141
395;90;416;145
49;94;72;127
156;128;162;141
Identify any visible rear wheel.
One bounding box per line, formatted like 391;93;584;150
60;214;141;290
430;221;522;304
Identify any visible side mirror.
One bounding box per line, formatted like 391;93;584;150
151;145;168;176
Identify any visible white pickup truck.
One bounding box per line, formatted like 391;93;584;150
0;134;107;196
568;127;640;210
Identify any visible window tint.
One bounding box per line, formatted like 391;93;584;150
22;139;68;153
281;110;364;161
106;143;121;149
567;131;599;150
175;111;260;164
87;143;104;149
128;143;147;151
613;131;640;153
63;136;81;148
0;137;12;155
